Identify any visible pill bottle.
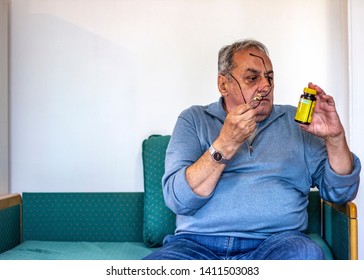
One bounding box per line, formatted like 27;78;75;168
294;87;317;124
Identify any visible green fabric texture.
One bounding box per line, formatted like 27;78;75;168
0;205;21;254
142;135;176;247
22;192;144;242
0;240;154;260
306;190;321;235
323;203;350;260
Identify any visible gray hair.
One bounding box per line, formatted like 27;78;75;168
218;39;269;75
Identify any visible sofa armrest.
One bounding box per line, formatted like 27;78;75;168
322;200;358;260
0;193;22;254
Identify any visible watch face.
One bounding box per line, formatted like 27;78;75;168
213;152;223;162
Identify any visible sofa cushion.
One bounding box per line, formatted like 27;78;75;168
0;241;154;260
142;135;176;247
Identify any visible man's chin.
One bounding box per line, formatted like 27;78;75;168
255;103;273;122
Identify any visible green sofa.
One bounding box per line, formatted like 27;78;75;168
0;135;358;259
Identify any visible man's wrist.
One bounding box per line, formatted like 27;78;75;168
209;145;229;164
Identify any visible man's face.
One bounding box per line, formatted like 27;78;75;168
222;49;274;122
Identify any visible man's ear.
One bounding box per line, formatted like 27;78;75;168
218;75;229;95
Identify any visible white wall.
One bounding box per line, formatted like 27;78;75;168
9;0;351;192
9;0;364;258
348;0;364;260
0;0;8;195
8;0;362;258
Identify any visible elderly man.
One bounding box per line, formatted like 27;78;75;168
144;39;361;260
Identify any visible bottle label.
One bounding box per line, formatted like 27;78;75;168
295;98;316;123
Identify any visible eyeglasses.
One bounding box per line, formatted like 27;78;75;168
228;53;273;109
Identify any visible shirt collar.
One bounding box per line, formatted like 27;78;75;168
205;97;227;122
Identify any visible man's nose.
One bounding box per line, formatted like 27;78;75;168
257;77;271;92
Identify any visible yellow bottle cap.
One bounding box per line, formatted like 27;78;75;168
303;87;317;95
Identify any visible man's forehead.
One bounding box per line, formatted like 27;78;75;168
233;50;272;71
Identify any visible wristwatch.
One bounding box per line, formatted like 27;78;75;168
208;145;228;164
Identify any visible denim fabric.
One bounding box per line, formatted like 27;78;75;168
143;231;325;260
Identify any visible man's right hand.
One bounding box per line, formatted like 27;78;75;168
213;103;257;160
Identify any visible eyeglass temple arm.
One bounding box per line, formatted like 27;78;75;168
248;53;272;86
228;73;248;104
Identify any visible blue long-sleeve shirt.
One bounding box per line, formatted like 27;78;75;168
162;98;361;239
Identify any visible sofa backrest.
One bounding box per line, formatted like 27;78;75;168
22;192;145;242
306;190;321;235
142;134;176;247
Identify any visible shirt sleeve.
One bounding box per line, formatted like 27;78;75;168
305;131;361;204
319;154;361;204
162;111;214;215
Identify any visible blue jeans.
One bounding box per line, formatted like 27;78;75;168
143;231;325;260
